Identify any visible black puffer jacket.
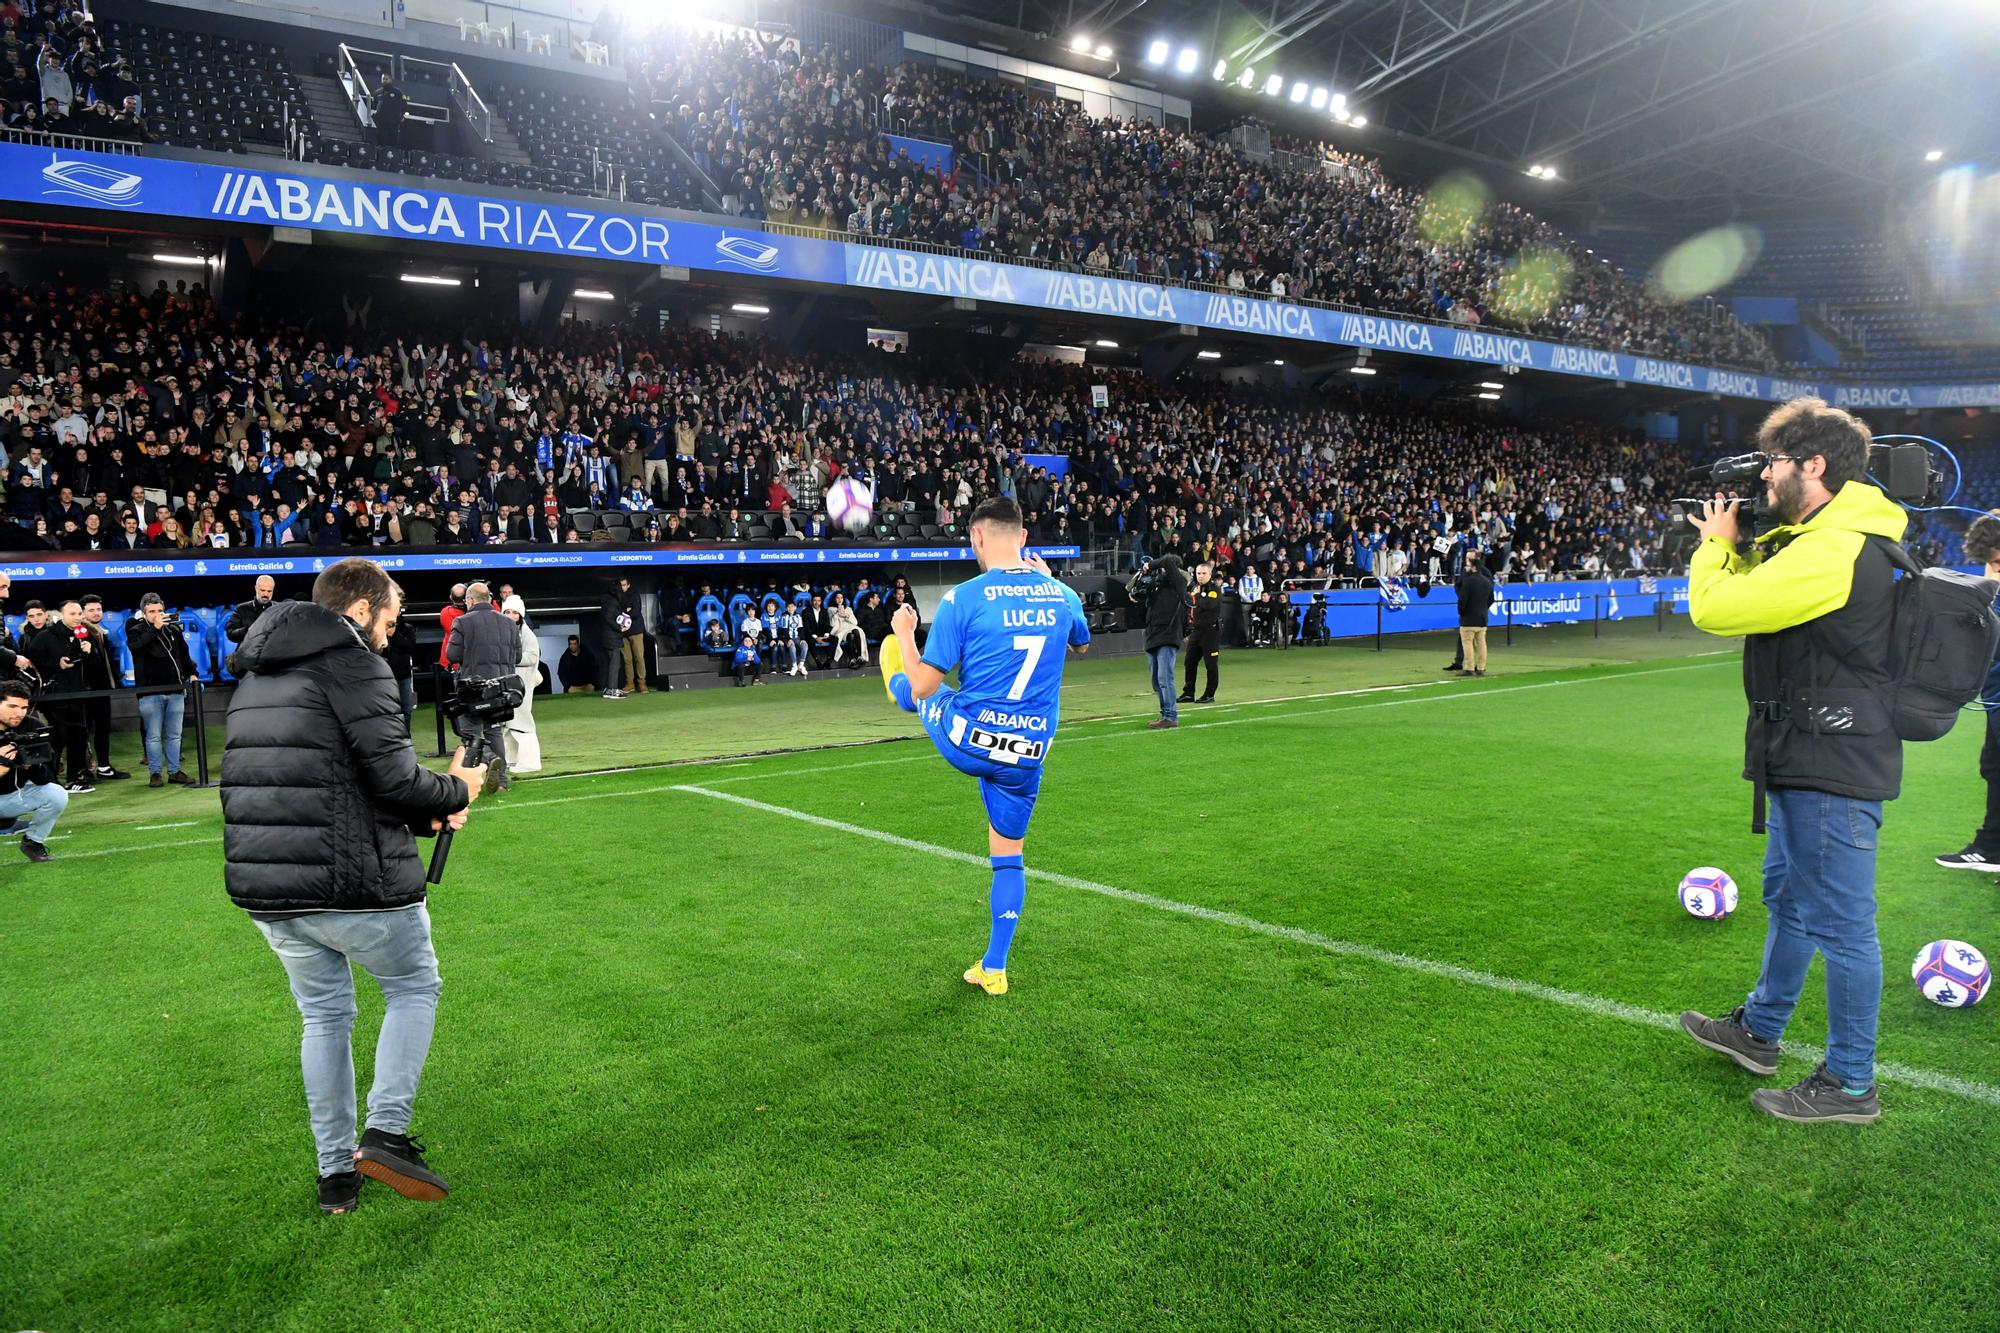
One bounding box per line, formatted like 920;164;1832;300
222;601;468;914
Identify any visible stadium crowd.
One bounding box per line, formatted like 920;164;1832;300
636;29;1775;370
4;4;1767;369
0;273;1691;582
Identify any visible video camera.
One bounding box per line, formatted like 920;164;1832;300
1677;442;1943;528
3;720;56;773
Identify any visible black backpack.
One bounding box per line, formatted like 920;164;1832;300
1870;537;2000;741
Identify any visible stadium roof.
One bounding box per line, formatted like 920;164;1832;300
909;0;1999;224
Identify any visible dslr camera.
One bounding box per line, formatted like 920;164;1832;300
441;675;523;733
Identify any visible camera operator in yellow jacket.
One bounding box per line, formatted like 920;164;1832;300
1677;396;1903;1125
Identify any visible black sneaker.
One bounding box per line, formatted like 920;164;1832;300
355;1127;449;1200
1195;695;1216;703
1935;845;2000;873
318;1169;361;1214
1750;1061;1880;1124
1679;1005;1781;1076
20;837;50;863
1175;693;1195;703
97;766;131;780
64;780;94;794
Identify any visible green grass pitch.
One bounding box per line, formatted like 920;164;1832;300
8;620;2000;1330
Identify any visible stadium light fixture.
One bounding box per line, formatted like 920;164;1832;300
1331;92;1347;111
1925;148;1945;162
1477;391;1502;400
1264;73;1284;96
399;273;461;286
1350;115;1367;128
1212;58;1228;80
1094;338;1119;348
1069;34;1091;52
1309;87;1328;110
1237;67;1256;89
1176;46;1199;74
1271;359;1286;366
730;303;771;315
1348;365;1377;375
1289;81;1308;103
1333;108;1352;124
1095;43;1113;59
574;288;615;300
151;253;207;266
1196;349;1223;360
1146;39;1170;65
1478;381;1504;390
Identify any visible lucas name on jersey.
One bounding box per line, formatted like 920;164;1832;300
1000;608;1062;628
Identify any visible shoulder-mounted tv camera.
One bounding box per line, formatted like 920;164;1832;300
3;719;56;772
1675;442;1943;531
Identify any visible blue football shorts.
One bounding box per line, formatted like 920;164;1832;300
916;686;1046;841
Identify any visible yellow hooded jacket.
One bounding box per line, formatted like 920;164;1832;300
1690;480;1908;804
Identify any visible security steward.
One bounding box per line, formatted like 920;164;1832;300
1178;560;1224;704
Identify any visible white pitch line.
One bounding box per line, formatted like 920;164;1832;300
57;659;1735;855
676;783;2000;1112
694;658;1731;786
136;820;199;831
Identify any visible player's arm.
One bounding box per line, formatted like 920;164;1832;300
892;603;946;700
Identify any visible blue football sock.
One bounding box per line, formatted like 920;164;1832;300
889;671;916;713
983;854;1026;972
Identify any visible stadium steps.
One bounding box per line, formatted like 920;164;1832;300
481;108;536;168
297;73;370;143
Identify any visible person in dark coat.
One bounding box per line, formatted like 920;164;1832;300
24;598;94;789
223;557;485;1215
125;593;195;786
1456;548;1495;677
442;581;522;789
1177;561;1224;704
1130;554;1188;728
225;575;278;647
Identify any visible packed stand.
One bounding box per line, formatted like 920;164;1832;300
634;29;1774;370
0;273;1692;582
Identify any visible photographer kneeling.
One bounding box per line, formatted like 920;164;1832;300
0;681;67;861
1677;397;1905;1125
443;582;522;793
224;557;485;1214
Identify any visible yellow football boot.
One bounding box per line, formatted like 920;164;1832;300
963;962;1008;996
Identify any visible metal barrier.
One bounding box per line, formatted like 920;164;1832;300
449;64;492;144
37;679;215;786
0;126;142;156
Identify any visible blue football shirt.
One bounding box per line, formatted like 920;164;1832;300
921;566;1090;760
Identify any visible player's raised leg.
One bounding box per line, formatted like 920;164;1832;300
880;625;916;711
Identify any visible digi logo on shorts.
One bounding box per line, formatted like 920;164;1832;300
968;726;1043;763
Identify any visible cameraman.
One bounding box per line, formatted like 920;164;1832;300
443;581;521;792
126;594;194;787
1178;561;1223;705
1936;511;2000;872
1129;554;1188;730
0;680;67;860
224;556;485;1214
1677;397;1904;1125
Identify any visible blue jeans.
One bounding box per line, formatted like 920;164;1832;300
0;781;68;842
1148;646;1179;721
1742;787;1883;1089
137;691;185;776
253;905;443;1176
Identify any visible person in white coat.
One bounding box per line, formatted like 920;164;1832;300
500;595;542;774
